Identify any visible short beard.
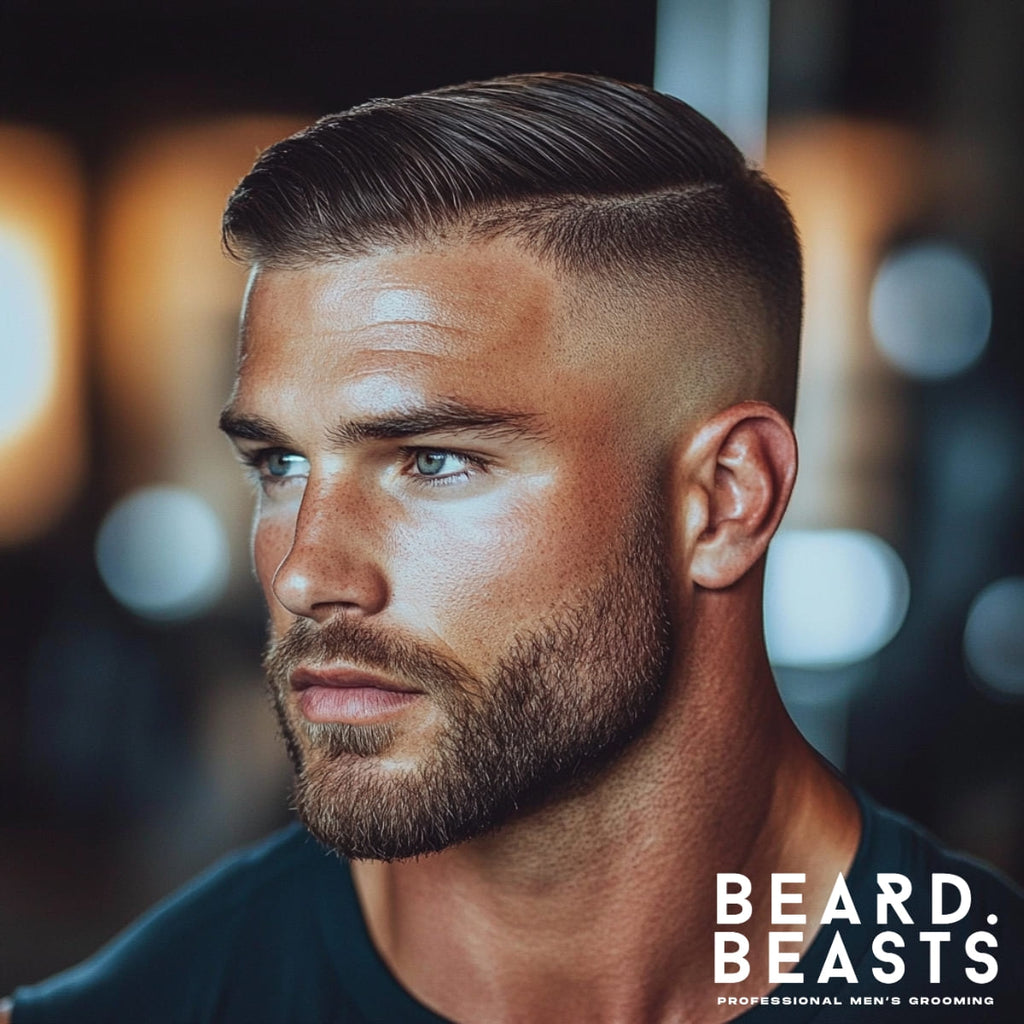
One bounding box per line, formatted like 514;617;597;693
264;494;673;861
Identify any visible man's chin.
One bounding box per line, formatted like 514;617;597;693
297;719;401;760
292;759;494;862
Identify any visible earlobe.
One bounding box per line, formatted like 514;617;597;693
684;402;797;590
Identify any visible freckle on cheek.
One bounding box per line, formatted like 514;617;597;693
254;520;293;584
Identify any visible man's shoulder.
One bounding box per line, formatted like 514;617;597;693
860;791;1024;912
792;790;1024;1022
152;821;330;920
88;821;329;953
11;824;355;1023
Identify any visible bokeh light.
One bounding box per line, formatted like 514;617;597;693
0;125;84;545
0;227;55;441
964;577;1024;698
95;486;230;621
765;529;911;668
766;120;923;538
869;241;992;380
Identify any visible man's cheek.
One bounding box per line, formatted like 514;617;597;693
389;506;600;643
253;515;298;617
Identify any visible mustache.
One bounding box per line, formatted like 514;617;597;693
263;616;478;699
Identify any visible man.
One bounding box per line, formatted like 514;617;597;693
6;73;1022;1023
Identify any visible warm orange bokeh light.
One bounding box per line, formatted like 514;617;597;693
766;119;927;538
0;126;84;545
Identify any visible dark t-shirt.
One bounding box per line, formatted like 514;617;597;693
12;790;1024;1023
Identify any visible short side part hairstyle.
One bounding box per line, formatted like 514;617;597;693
223;73;802;418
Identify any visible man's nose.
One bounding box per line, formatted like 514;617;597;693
270;478;389;623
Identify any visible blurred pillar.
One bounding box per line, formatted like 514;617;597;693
766;120;926;539
97;116;307;601
655;0;770;161
765;121;929;766
0;127;84;544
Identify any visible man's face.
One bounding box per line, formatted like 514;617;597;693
224;239;676;859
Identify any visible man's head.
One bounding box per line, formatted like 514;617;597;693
224;73;801;423
219;73;802;861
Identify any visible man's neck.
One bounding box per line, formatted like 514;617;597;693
349;649;861;1024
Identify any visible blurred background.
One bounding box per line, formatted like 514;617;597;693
2;0;1023;990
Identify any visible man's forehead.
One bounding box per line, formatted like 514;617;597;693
241;242;561;347
231;241;615;429
231;240;691;445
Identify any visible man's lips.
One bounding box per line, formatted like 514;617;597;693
289;667;423;724
290;667;422;695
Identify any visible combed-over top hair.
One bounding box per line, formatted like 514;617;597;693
223;72;802;417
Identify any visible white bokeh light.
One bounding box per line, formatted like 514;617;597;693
0;227;56;441
869;241;992;380
765;530;910;669
964;577;1024;698
96;486;230;621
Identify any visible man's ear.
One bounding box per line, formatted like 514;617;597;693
679;401;797;590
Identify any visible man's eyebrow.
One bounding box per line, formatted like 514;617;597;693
218;401;548;449
326;401;548;447
218;410;294;447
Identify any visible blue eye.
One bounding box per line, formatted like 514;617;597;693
242;450;309;491
264;450;307;477
414;451;454;476
407;449;487;484
266;451;308;477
